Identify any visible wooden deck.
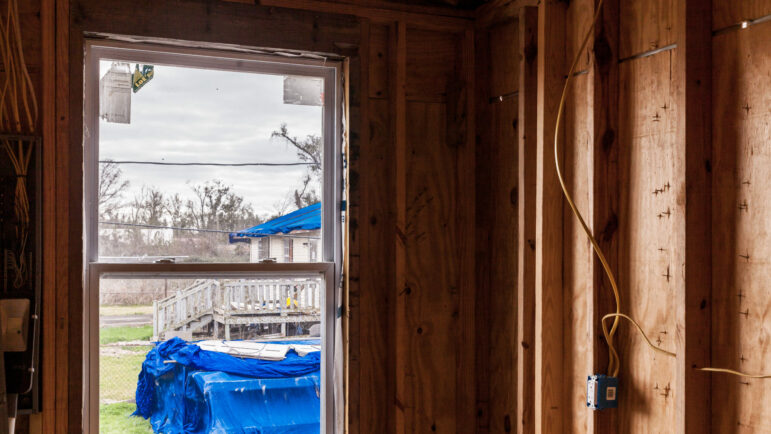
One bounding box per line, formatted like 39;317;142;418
152;278;321;340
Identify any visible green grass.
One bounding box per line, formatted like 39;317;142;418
100;325;153;345
100;305;153;316
99;402;153;433
100;349;149;402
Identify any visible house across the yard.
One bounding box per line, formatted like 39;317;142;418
229;202;321;263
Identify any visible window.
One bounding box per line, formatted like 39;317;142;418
310;240;318;262
284;238;294;262
258;237;270;261
84;41;342;433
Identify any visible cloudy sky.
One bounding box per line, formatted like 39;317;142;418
99;61;323;224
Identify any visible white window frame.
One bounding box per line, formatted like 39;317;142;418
82;40;343;434
258;237;270;261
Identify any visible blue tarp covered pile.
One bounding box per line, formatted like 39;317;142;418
134;337;321;433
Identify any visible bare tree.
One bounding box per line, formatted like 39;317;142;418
272;123;322;209
98;160;130;218
271;192;295;218
186;179;257;230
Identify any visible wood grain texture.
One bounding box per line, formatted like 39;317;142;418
561;0;595;431
473;24;493;433
561;71;592;434
395;24;476;433
487;23;518;434
40;0;58;432
535;1;566;433
675;0;711;432
56;0;72;432
617;50;679;434
711;19;771;434
712;0;771;31
619;0;675;58
517;7;537;434
260;0;475;31
405;28;461;102
589;0;620;431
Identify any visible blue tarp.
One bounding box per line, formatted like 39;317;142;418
134;337;321;433
229;203;321;243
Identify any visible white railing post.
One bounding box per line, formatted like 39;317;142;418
153;300;159;340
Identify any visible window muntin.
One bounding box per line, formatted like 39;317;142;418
84;42;341;434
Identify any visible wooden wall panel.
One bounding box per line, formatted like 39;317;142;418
712;21;771;434
617;50;679;434
517;7;538;434
619;0;675;58
566;0;593;71
590;0;620;432
477;18;520;434
355;21;395;433
395;25;475;433
405;28;460;102
535;1;565;433
713;0;771;31
474;24;493;433
561;0;594;431
562;71;592;434
488;21;518;97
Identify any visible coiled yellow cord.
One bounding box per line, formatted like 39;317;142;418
555;0;771;380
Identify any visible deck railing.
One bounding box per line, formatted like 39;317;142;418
153;278;321;339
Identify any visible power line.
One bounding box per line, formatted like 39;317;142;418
99;160;315;167
99;220;320;239
100;220;233;234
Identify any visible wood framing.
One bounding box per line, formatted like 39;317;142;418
676;0;712;433
534;1;566;433
516;6;537;434
589;0;619;432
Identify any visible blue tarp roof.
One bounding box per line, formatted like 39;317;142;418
229;202;321;244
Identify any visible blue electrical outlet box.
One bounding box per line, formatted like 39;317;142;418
587;374;618;410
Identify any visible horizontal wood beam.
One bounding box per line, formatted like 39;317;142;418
260;0;474;31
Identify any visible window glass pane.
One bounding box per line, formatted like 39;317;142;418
97;61;325;263
99;275;323;431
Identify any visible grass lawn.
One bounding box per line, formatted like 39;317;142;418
100;325;153;345
99;402;152;433
100;305;154;316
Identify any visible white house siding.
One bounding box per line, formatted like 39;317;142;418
248;231;320;263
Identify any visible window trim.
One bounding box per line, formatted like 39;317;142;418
83;40;342;434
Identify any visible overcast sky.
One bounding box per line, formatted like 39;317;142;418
99;61;323;225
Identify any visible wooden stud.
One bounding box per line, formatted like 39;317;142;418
535;1;566;433
589;0;619;432
517;6;538;434
676;0;712;433
393;20;408;434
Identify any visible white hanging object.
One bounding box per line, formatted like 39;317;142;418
99;62;132;124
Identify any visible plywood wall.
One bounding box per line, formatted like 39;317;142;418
617;48;680;433
474;17;519;433
711;4;771;432
562;0;593;432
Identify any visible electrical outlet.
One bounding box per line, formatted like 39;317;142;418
587;374;618;410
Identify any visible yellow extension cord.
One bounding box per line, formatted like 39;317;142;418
555;0;771;380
